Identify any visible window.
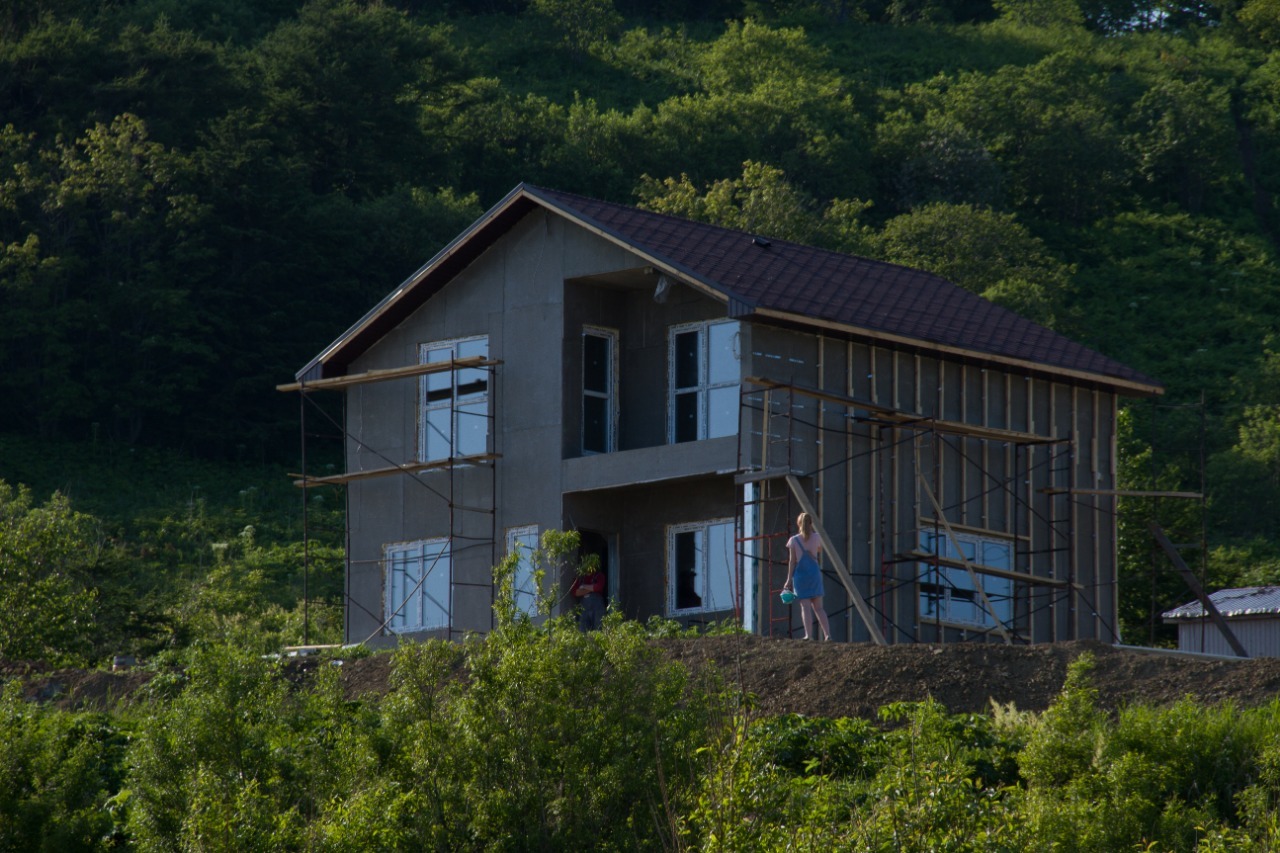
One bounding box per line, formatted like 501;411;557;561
669;320;740;443
667;519;737;615
385;538;451;633
419;336;489;462
582;327;617;454
917;529;1013;629
505;525;540;616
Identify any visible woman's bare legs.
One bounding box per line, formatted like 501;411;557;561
811;597;832;641
797;598;830;640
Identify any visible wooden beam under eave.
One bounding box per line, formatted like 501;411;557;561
750;307;1164;398
277;357;500;393
290;453;502;487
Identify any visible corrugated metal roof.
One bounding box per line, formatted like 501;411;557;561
1163;587;1280;620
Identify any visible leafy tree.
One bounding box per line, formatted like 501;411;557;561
994;0;1086;27
1123;74;1238;214
0;684;126;851
0;482;99;664
636;160;875;252
873;201;1071;326
875;109;1004;213
1238;0;1280;46
241;0;464;197
640;20;871;197
528;0;623;59
638;160;828;243
123;644;306;849
0;113;212;446
905;52;1129;227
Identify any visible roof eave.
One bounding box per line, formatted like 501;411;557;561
520;184;753;311
295;184;536;382
752;307;1164;398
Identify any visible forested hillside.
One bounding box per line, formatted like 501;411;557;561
4;0;1280;651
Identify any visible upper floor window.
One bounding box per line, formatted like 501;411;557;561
669;320;740;443
917;529;1013;630
667;518;737;616
582;327;617;454
385;538;451;633
505;525;540;617
419;336;488;462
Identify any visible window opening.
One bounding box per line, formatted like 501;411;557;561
505;525;540;616
669;320;740;443
668;518;737;615
582;327;617;454
917;529;1013;629
419;336;489;462
385;538;451;633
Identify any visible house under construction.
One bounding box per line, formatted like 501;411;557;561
281;184;1163;647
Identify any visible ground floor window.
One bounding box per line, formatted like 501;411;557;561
667;518;736;616
385;538;451;633
917;529;1013;630
505;525;540;616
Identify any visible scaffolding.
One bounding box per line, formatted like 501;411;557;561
735;376;1089;647
277;355;502;643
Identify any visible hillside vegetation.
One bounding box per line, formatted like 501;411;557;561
4;0;1280;656
12;3;1280;848
10;620;1280;851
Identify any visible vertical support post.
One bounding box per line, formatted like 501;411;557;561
300;388;309;647
1067;434;1077;641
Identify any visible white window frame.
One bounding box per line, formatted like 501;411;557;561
581;326;618;454
418;335;489;463
917;529;1013;630
667;518;738;616
384;538;451;633
667;320;741;443
505;525;540;617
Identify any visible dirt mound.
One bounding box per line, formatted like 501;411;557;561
653;636;1280;718
11;637;1280;717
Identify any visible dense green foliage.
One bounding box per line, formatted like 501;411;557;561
9;638;1280;850
0;433;344;664
9;5;1280;845
4;0;1280;646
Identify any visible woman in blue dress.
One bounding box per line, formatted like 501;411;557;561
783;512;832;641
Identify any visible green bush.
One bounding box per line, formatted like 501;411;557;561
0;683;126;851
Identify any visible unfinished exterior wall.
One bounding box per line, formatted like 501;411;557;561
323;206;1124;647
742;325;1121;646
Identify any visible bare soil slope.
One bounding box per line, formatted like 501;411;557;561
11;636;1280;718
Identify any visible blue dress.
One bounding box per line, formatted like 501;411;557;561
789;536;824;599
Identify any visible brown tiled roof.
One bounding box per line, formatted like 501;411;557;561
299;183;1159;394
528;185;1159;393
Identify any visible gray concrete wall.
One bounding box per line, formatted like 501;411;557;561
343;210;645;642
342;210;756;644
564;475;738;626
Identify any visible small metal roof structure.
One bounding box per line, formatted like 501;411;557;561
295;183;1163;397
1163;587;1280;621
